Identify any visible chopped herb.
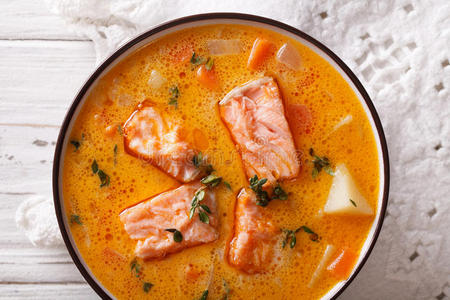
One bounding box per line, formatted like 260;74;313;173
249;175;270;206
130;258;142;278
70;140;81;152
197;290;209;300
192;152;214;175
272;183;288;200
143;282;153;293
165;228;183;243
350;199;357;207
281;229;297;249
223;181;232;190
200;204;211;214
92;160;110;187
117;124;123;136
91;160;98;174
204;164;214;175
198;211;209;224
205;57;214;71
190;52;205;66
169;85;179;107
282;226;319;249
114;144;118;165
189;188;211;224
192;152;203;168
97;169;110;187
201;174;222;188
70;214;82;225
222;279;231;300
300;225;319;242
309;148;334;178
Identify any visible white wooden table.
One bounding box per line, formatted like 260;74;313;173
0;1;97;298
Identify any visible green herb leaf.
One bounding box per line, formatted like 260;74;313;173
70;140;81;152
143;282;153;293
281;229;293;249
192;152;215;175
282;226;319;249
222;279;231;300
198;211;209;224
249;175;271;206
196;189;205;201
169;85;179;108
130;258;142;278
300;226;314;234
272;183;288;200
165;228;183;243
201;174;222;188
190;188;211;223
193;152;203;168
91;160;98;174
117;124;123;136
290;234;297;249
200;204;211;214
309;148;334;178
223;181;232;190
98;169;110;187
173;230;183;243
70;214;82;225
300;226;319;242
198;290;209;300
114;144;118;165
350;199;357;207
205;57;214;71
204;164;214;175
190;52;205;66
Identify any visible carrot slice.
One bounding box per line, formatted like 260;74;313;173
326;248;358;280
196;65;218;89
247;38;274;70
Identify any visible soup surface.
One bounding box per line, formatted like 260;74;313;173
62;24;379;299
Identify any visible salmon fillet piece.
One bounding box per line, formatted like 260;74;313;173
119;182;218;259
219;77;299;184
228;188;278;274
123;103;200;182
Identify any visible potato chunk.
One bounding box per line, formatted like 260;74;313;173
324;164;374;215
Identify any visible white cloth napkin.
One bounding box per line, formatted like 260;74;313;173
17;0;449;299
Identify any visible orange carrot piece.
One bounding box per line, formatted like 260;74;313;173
247;38;274;70
327;248;358;280
196;65;218;89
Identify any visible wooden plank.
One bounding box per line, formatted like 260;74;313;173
0;126;59;194
0;284;97;299
0;40;95;127
0;0;87;41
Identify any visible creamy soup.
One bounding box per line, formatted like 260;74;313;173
62;24;379;299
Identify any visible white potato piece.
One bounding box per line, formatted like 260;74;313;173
147;69;166;90
276;43;302;70
308;244;336;288
333;114;353;132
207;39;241;55
324;163;374;215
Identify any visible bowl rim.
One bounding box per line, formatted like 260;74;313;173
52;12;390;300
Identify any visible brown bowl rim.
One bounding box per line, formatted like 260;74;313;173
52;12;390;300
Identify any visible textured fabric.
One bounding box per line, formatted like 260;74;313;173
21;0;449;298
